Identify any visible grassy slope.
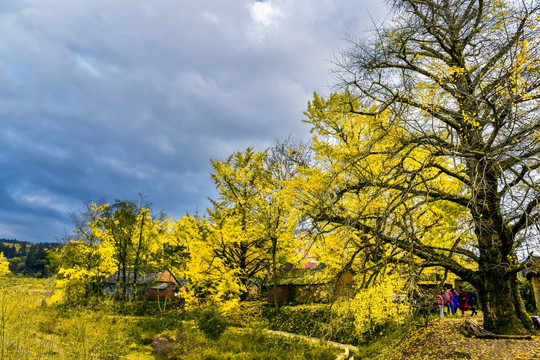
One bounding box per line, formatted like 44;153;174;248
0;276;340;360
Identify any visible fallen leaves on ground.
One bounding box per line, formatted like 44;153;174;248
390;317;540;360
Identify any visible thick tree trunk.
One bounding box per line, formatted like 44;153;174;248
477;272;535;335
460;151;535;335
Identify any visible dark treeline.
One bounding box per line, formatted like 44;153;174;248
0;238;59;277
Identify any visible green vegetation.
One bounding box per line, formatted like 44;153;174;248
196;306;229;340
1;274;539;359
0;277;128;359
0;277;344;359
150;328;339;360
265;304;357;344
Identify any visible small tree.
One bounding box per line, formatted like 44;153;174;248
55;197;173;304
53;200;115;304
196;307;228;340
97;197;171;300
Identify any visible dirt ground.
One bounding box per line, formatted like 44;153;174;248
390;317;540;360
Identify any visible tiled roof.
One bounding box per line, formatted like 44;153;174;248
105;269;180;284
273;268;331;286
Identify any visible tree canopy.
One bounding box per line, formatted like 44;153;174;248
300;0;540;334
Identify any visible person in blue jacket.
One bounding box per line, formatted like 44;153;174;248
452;289;459;315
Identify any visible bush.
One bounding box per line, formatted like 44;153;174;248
222;300;268;328
264;304;358;344
196;307;228;340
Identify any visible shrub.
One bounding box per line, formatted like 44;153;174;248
196;307;228;340
346;281;409;342
265;304;358;344
519;277;537;313
222;300;268;327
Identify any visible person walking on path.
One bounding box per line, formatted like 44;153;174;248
443;289;454;315
467;288;477;316
452;289;459;315
437;291;445;318
458;288;468;316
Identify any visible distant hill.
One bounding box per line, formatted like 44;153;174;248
0;238;59;257
0;238;21;244
0;238;59;278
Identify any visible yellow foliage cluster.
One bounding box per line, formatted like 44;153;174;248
334;273;409;339
0;252;9;276
181;147;304;307
302;91;469;249
54;201;179;304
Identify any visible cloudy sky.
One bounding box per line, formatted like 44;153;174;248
0;0;386;243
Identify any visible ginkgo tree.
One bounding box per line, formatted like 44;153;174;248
299;92;466;317
303;0;540;335
55;197;175;303
54;200;116;304
208;148;269;299
201;146;304;303
94;198;171;299
0;253;10;276
254;141;307;308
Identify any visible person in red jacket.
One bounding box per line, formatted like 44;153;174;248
458;287;469;316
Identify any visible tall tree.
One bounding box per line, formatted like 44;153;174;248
259;140;308;309
102;200;139;299
304;0;540;334
206;146;305;302
208;148;269;299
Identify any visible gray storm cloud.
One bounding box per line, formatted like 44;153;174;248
0;0;385;242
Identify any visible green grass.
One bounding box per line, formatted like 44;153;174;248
0;277;130;359
178;327;340;360
351;323;411;359
0;276;342;359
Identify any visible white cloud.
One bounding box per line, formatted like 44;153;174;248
250;1;281;27
202;10;219;24
8;183;72;215
96;156;157;180
74;55;101;77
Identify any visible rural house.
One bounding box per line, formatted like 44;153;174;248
104;269;183;300
267;267;355;304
